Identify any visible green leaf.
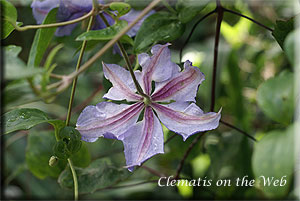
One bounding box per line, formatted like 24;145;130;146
284;29;299;67
133;12;185;53
0;0;21;40
28;8;58;68
3;108;50;134
53;140;70;160
76;20;128;41
110;2;131;17
2;20;22;40
4;80;36;109
272;17;294;49
26;131;67;179
257;71;294;125
4;45;44;80
58;127;82;154
48;119;65;141
120;34;134;46
176;0;209;23
70;143;91;168
3;108;65;135
0;0;17;21
252;125;294;198
58;159;130;194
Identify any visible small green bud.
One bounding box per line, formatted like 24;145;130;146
109;2;131;17
49;156;58;167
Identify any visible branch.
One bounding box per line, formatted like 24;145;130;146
72;85;103;115
223;8;273;32
179;9;216;62
164;133;177;144
174;132;207;179
220;120;257;142
65;15;95;126
11;9;95;32
210;1;223;112
141;166;166;177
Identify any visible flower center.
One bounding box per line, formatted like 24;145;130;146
143;96;152;106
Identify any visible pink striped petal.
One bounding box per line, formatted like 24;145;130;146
152;102;221;141
76;102;144;142
102;62;142;102
121;106;164;171
151;60;205;102
139;43;179;95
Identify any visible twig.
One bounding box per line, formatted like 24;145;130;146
141;166;166;177
223;8;273;32
179;9;216;62
10;9;95;32
72;85;103;115
164;133;177;144
174;132;207;179
50;73;64;79
210;0;223;112
65;15;95;126
220;120;257;142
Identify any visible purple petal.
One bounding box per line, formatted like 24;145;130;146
121;106;164;171
102;62;143;102
76;102;144;142
151;60;205;102
152;102;221;141
31;0;60;24
58;0;94;14
120;9;155;37
139;43;179;95
94;14;115;30
55;12;84;36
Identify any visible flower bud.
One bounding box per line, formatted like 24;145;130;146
49;156;58;167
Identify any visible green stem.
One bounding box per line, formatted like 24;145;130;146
99;13;148;98
133;55;140;71
67;158;78;201
64;13;95;201
10;9;95;32
162;0;177;14
65;15;95;126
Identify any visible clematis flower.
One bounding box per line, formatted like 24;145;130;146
31;0;153;37
76;44;221;171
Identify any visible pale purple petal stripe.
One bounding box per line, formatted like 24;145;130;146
152;102;221;141
76;102;144;140
103;62;142;101
151;62;205;102
122;106;164;171
141;43;175;95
